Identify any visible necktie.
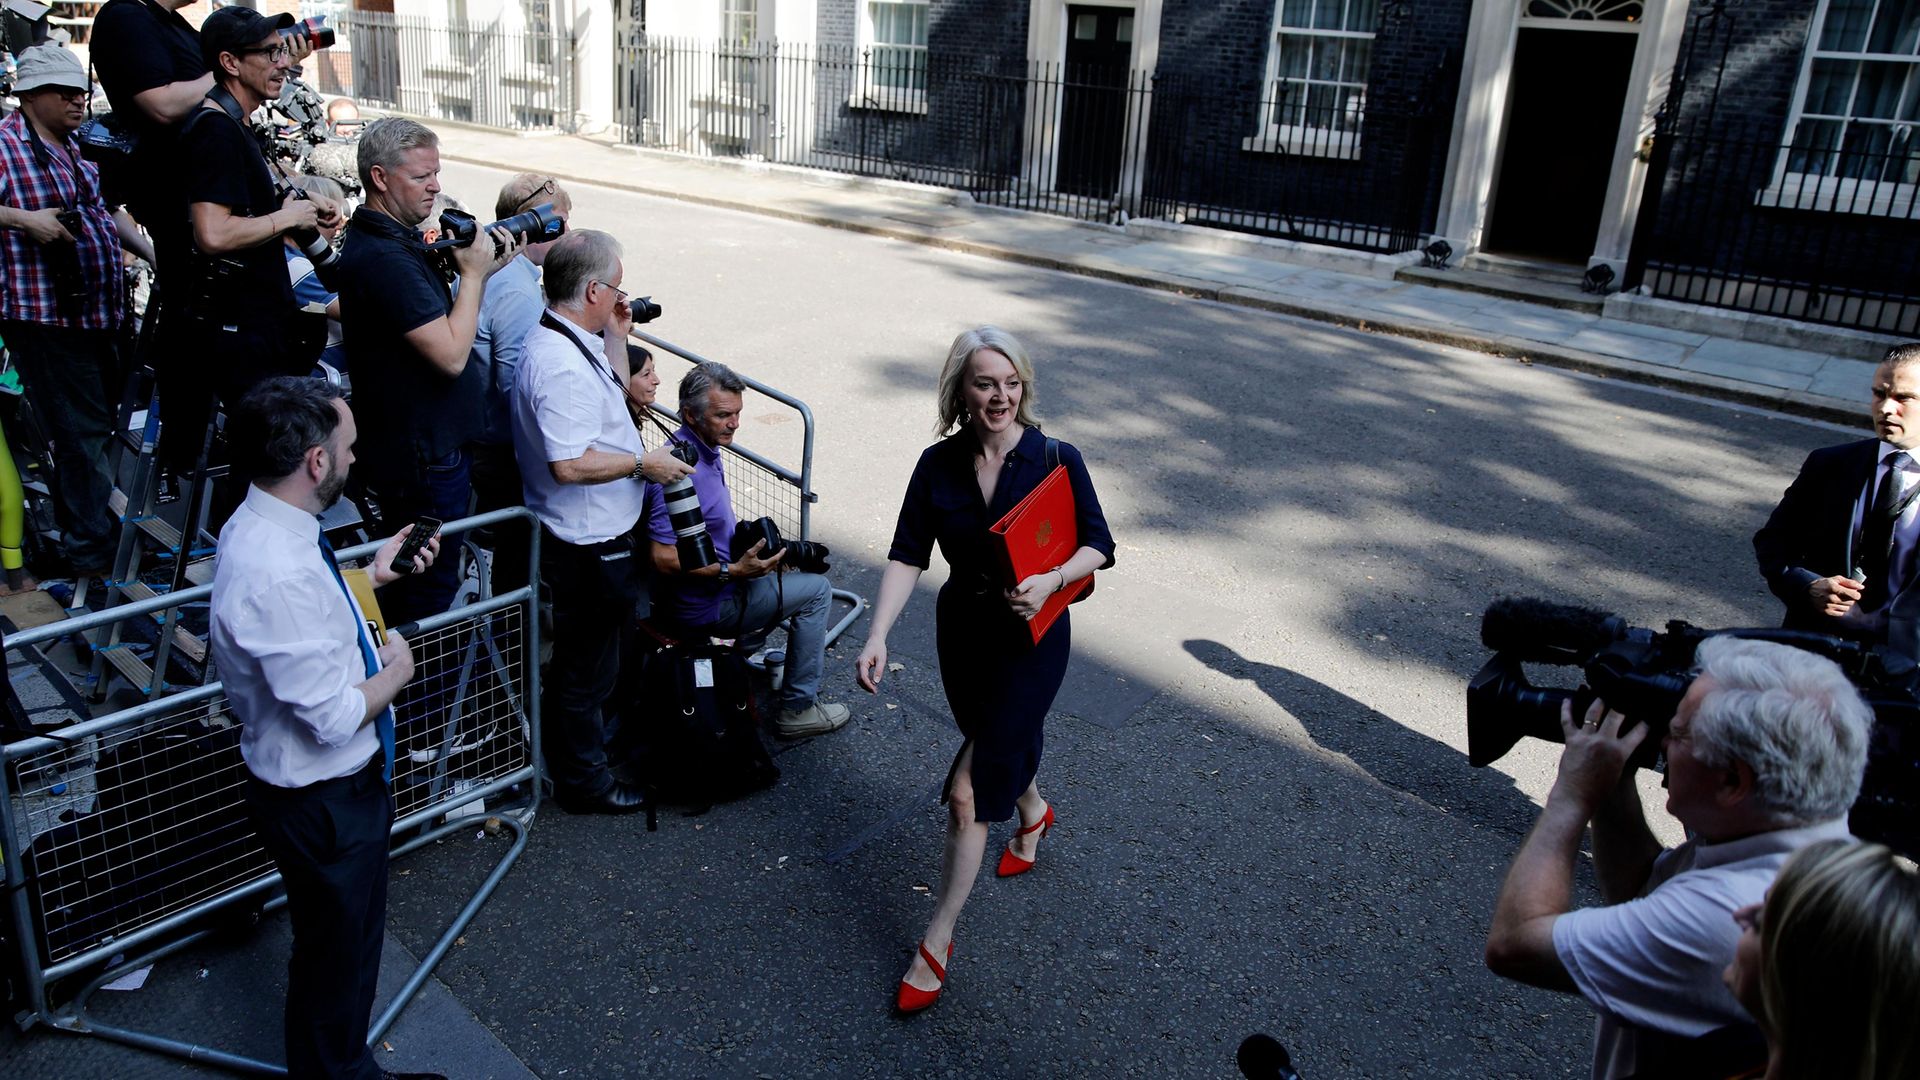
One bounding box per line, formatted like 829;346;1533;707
318;531;397;782
1861;451;1913;611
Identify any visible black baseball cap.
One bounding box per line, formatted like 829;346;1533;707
200;6;297;70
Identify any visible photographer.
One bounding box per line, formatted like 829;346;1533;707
472;173;574;596
176;8;340;454
0;45;153;578
1484;636;1869;1080
333;117;519;625
508;230;690;814
647;361;849;739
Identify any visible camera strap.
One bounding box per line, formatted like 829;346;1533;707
20;120;81;215
538;310;679;442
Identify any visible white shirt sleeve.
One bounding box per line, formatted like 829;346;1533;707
1552;872;1755;1037
222;572;370;749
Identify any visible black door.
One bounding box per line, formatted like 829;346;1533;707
1057;5;1133;199
1485;27;1638;262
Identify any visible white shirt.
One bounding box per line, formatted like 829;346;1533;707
210;485;380;787
510;309;647;545
1552;817;1853;1080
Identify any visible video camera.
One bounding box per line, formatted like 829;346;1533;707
423;202;565;278
1467;597;1920;857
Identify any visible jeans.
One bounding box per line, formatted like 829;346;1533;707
371;447;472;627
703;571;832;713
2;321;120;570
541;530;641;798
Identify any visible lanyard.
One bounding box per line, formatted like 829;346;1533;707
539;311;679;443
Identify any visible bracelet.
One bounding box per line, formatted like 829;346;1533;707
1055;568;1066;591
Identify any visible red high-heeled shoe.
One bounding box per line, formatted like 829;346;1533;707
895;940;952;1014
996;803;1055;877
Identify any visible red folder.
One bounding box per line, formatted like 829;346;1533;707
990;465;1093;644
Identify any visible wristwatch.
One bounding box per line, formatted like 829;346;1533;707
717;562;733;585
629;452;647;481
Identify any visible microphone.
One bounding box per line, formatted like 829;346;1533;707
1480;596;1626;662
1237;1033;1300;1080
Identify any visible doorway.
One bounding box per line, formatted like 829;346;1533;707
1485;26;1638;262
1056;5;1133;199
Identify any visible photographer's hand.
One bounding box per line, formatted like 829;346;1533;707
275;192;322;235
1550;697;1650;816
1809;574;1864;617
17;207;76;245
638;446;694;485
733;540;784;580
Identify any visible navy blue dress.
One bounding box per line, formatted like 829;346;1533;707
887;426;1116;822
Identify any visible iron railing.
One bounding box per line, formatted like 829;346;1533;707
613;38;1439;250
1626;1;1920;335
321;10;576;133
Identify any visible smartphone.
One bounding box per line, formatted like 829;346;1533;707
388;516;442;575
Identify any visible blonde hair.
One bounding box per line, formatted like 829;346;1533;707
1760;840;1920;1080
935;326;1042;437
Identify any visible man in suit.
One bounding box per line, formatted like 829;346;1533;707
1755;341;1920;658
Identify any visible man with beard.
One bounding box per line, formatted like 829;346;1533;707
209;377;444;1080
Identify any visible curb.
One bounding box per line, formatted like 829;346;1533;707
439;148;1871;432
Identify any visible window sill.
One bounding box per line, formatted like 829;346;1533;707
845;90;928;115
1240;131;1362;161
1755;176;1918;218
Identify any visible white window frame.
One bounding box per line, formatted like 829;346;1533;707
717;0;761;102
1761;0;1920;217
1244;0;1375;160
853;0;930;114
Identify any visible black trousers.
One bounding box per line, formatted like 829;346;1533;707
468;440;530;598
542;529;641;798
245;757;392;1080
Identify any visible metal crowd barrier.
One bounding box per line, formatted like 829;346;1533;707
630;328;868;646
0;507;543;1075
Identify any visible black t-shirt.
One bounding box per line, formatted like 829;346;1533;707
335;206;483;472
179;105;294;319
89;0;204;218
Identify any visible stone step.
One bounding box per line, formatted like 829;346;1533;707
1394;263;1606;314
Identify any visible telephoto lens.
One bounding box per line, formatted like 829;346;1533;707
287;15;335;50
663;441;717;570
284;190;341;289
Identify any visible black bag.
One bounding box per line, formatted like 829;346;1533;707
631;642;779;828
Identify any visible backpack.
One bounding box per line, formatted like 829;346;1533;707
630;641;779;829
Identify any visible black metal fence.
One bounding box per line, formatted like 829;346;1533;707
1627;4;1920;335
319;11;575;133
614;38;1439;251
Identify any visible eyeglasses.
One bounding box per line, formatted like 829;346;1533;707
238;42;293;62
592;280;629;304
48;87;90;103
515;178;557;213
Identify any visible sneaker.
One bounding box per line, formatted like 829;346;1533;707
776;701;850;739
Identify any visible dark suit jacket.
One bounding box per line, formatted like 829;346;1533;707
1752;438;1920;654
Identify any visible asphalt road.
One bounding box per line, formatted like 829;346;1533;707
3;160;1866;1079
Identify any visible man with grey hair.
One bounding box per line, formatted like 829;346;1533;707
1484;635;1870;1079
334;117;520;625
510;229;691;814
1757;341;1920;661
648;362;851;739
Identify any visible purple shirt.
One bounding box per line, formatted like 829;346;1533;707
646;423;737;625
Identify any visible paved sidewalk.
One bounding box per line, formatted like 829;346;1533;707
427;124;1888;427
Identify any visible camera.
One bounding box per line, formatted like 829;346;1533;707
43;208;89;320
423;203;564;278
660;440;716;571
283;188;340;289
282;15;335;51
1467;596;1920;858
734;516;830;574
629;295;663;323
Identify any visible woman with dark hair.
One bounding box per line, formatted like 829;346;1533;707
855;325;1114;1013
1722;839;1920;1080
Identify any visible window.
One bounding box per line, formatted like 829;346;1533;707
856;0;929;112
1768;0;1919;216
1250;0;1377;158
719;0;759;96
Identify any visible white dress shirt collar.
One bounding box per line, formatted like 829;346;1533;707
241;483;323;544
